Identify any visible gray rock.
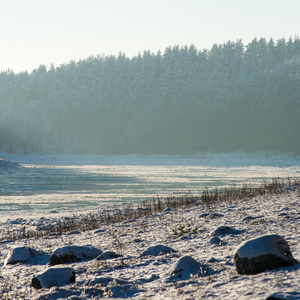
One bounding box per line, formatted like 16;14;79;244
133;238;143;243
67;230;82;235
94;229;106;234
109;284;142;298
169;256;205;280
209;236;224;245
210;212;224;218
242;215;262;222
0;240;14;244
207;257;217;263
212;225;233;235
84;287;104;297
88;277;128;286
10;218;25;225
212;225;244;236
234;234;298;275
199;213;210;218
141;245;177;257
4;246;42;265
32;267;75;289
50;245;102;265
48;232;62;237
266;291;300;299
283;187;295;192
95;251;122;260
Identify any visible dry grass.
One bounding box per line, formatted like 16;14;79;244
0;178;299;242
201;177;297;205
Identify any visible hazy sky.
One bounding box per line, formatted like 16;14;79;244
1;0;299;73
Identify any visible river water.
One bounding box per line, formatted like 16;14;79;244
0;153;299;219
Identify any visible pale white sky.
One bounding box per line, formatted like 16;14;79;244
1;0;299;73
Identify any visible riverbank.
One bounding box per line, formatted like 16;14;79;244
0;187;299;299
1;152;300;224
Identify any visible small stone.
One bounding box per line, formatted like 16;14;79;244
199;213;210;218
32;267;75;289
94;229;106;234
48;232;62;237
234;234;298;275
213;225;234;235
10;219;24;225
95;251;122;260
109;284;140;298
133;238;143;243
0;240;14;244
210;212;224;218
283;187;295;192
67;230;81;235
169;256;204;280
242;215;261;222
84;287;104;297
141;245;177;257
207;257;217;263
212;225;244;236
265;291;300;300
209;236;223;245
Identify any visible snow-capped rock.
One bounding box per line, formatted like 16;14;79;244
32;267;75;289
234;234;298;275
95;251;122;260
4;246;45;266
212;225;244;236
169;256;203;280
50;245;102;265
265;291;300;300
209;236;226;245
141;244;177;257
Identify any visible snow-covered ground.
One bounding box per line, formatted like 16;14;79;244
0;188;299;299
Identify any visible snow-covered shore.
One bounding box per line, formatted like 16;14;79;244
0;188;299;299
1;152;300;223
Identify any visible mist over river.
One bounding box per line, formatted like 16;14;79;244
0;152;299;220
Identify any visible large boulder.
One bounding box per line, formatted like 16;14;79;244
50;245;102;265
234;234;298;275
32;267;75;289
4;247;44;265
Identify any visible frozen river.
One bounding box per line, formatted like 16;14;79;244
0;153;299;219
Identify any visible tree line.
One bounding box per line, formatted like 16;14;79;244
0;37;300;154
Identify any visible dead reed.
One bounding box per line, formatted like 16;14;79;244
0;177;298;241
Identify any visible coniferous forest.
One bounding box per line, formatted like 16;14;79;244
1;37;300;154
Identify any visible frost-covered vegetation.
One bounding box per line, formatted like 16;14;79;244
1;37;300;154
0;181;299;299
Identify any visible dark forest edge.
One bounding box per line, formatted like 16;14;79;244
1;36;300;154
1;177;299;242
